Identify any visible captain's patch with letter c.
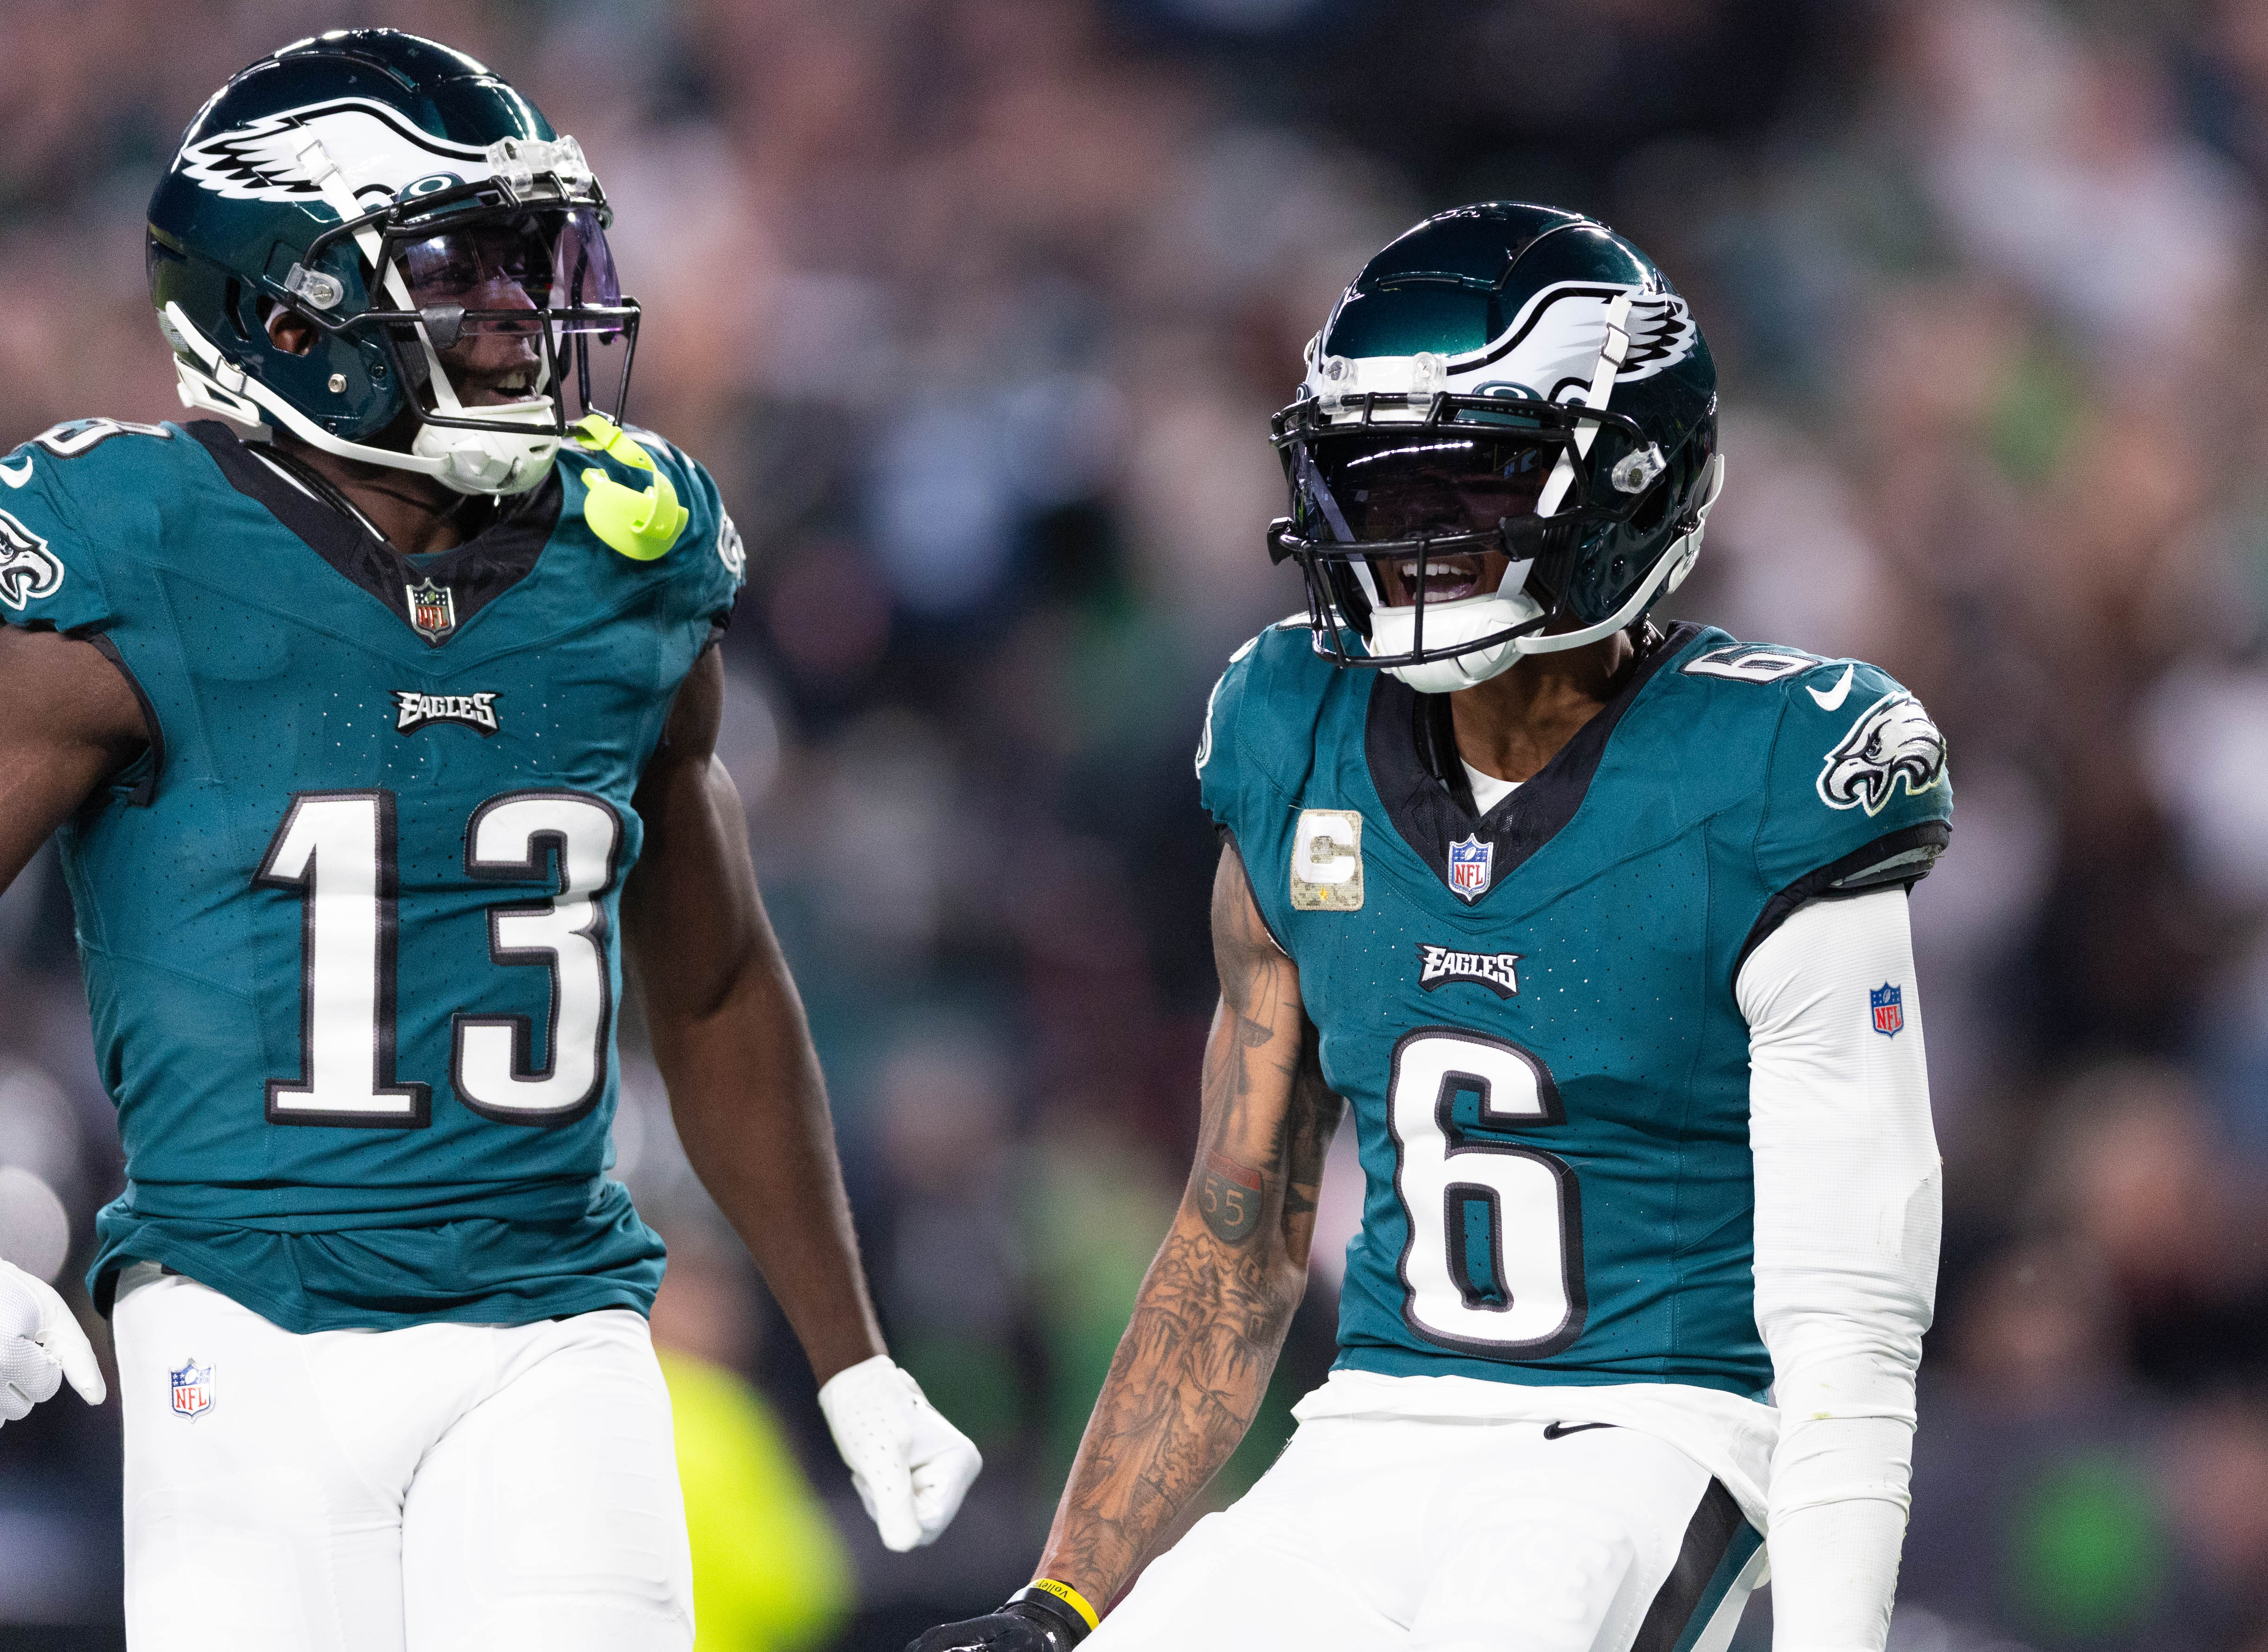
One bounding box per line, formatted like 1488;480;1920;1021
1290;809;1364;910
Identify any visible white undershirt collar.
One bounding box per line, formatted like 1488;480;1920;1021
1461;759;1521;814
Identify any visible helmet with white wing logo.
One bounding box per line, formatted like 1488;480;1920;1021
146;30;638;496
1269;203;1723;693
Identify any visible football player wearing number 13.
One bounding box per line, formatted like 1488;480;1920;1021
915;205;1952;1652
0;31;979;1649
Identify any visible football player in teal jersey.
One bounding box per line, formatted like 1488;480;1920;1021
0;32;979;1649
914;206;1950;1652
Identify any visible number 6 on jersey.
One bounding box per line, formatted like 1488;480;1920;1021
1389;1028;1586;1356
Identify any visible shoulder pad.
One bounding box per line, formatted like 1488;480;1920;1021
1755;651;1951;900
0;423;171;631
1195;623;1334;824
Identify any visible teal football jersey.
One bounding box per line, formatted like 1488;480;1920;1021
1198;623;1952;1398
0;417;744;1332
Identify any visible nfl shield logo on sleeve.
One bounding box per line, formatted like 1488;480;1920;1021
169;1359;213;1419
1870;983;1904;1038
1447;834;1494;903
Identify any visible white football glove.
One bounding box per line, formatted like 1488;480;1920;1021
817;1355;981;1552
0;1259;103;1424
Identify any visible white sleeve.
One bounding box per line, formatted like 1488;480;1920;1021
1736;887;1942;1652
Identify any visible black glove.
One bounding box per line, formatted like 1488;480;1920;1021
905;1585;1093;1652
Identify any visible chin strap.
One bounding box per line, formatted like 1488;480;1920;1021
1534;290;1635;521
163;301;449;476
570;414;689;560
294;132;471;411
1514;452;1724;657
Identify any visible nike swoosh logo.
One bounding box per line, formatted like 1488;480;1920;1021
0;457;31;489
1807;663;1855;711
1541;1421;1615;1440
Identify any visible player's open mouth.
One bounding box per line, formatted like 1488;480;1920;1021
1391;554;1485;604
464;370;543;406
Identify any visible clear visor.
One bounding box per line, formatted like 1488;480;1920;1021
386;206;633;422
394;207;624;339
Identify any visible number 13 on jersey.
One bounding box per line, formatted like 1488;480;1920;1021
255;788;623;1130
1389;1028;1586;1357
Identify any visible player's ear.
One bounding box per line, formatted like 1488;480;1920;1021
263;304;316;357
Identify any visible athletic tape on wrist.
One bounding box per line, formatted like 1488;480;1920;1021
1018;1579;1101;1633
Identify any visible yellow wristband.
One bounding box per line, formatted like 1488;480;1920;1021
1024;1578;1101;1633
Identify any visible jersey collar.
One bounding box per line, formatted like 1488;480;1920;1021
186;421;562;649
1365;620;1702;900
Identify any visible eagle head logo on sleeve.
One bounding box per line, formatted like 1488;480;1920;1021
1817;692;1948;816
0;509;64;611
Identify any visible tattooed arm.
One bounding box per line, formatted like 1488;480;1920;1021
1033;842;1344;1607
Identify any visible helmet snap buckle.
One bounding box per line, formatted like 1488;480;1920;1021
1610;443;1666;494
284;264;344;311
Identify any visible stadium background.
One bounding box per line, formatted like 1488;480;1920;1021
2;0;2267;1645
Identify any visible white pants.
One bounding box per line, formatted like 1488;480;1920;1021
113;1268;694;1652
1090;1414;1763;1652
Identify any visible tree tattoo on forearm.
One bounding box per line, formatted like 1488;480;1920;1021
1037;846;1345;1606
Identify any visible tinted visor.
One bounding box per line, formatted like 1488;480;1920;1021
1306;431;1557;545
395;207;624;338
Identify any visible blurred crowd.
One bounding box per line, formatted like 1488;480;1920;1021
3;0;2268;1646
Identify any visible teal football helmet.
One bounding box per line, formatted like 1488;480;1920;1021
146;30;637;495
1269;203;1722;693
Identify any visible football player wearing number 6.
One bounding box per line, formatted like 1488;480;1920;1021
0;31;979;1649
912;205;1951;1652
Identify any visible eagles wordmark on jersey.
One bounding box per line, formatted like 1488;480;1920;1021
1198;618;1950;1394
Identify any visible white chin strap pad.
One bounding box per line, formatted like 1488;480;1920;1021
410;403;563;496
1376;588;1545;694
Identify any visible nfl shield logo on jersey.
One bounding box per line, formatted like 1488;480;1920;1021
1447;834;1494;902
169;1359;213;1419
1870;983;1904;1038
406;577;457;643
